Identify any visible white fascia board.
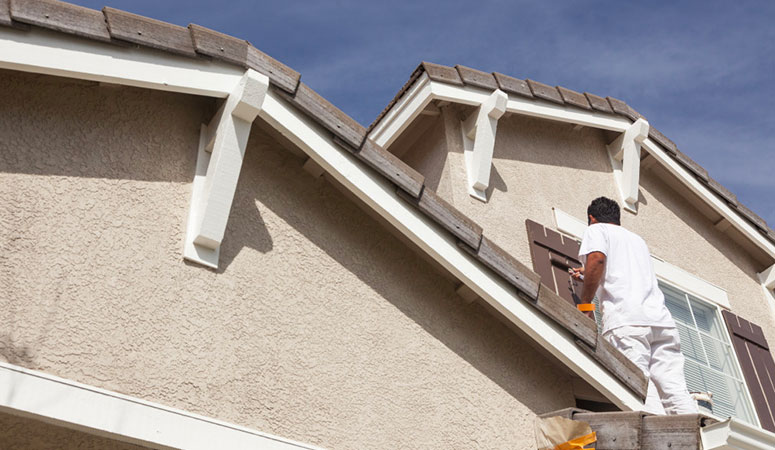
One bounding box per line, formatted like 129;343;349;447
551;207;730;308
260;90;644;411
0;26;243;98
642;139;775;260
701;418;775;450
0;362;319;450
370;73;434;149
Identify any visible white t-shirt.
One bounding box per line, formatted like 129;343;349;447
579;223;675;334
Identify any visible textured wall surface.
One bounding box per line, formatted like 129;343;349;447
406;106;775;356
0;70;575;449
0;412;149;449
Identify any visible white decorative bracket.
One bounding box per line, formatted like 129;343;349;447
461;89;508;202
606;118;649;213
760;264;775;290
183;69;269;268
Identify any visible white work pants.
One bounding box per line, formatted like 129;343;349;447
603;325;698;415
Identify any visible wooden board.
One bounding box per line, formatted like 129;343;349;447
397;187;482;249
103;7;197;57
576;336;649;400
10;0;109;41
280;83;366;150
189;23;248;66
574;411;644;450
459;236;541;299
247;46;300;95
351;138;424;198
641;414;702;449
455;64;497;90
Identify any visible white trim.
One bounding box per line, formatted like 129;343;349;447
366;76;775;261
183;69;269;268
758;264;775;290
260;90;644;411
701;418;775;450
0;362;319;450
461;89;508;201
606;118;649;213
550;207;730;308
641;139;775;259
0;27;243;98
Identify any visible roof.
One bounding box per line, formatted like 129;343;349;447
370;61;775;246
1;0;769;406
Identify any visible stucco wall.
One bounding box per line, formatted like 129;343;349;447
0;412;148;449
405;106;775;353
0;70;575;449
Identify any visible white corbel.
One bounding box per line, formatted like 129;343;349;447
760;264;775;290
461;89;508;202
606;118;649;213
183;69;269;268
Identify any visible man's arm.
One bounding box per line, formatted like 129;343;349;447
575;251;606;319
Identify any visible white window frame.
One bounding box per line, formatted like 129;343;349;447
552;207;760;424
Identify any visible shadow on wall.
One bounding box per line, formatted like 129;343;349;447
0;335;35;366
212;124;574;415
0;69;214;183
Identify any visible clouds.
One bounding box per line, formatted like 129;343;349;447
67;0;774;225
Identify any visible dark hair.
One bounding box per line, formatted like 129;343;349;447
587;197;620;225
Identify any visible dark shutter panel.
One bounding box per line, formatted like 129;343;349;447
525;219;583;306
722;310;775;432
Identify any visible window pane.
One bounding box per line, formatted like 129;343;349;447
701;334;738;377
688;295;724;340
676;322;706;365
661;282;693;326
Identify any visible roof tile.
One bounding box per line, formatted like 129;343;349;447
421;62;463;86
557;86;591;110
707;177;738;207
103;7;197;57
584;93;613;113
673;149;709;181
493;72;533;98
11;0;109;41
398;186;483;249
455;65;497;91
189;23;248;67
280;83;366;150
460;236;541;299
367;64;426;132
526;79;564;105
607;96;630;117
247;45;300;94
355;139;424;198
736;203;768;231
0;0;28;28
648;126;677;154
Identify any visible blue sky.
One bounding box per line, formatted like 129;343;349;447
71;1;774;226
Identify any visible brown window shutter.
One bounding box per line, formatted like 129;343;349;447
525;219;583;306
722;310;775;432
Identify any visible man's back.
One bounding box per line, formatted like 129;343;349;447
579;223;675;334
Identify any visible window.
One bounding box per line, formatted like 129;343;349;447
659;281;758;424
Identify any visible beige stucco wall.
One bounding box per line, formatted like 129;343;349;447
404;105;775;352
0;70;576;449
0;412;148;449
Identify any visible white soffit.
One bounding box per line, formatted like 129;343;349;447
368;75;775;261
0;362;319;450
552;207;731;308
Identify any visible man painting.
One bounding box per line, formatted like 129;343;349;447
572;197;697;415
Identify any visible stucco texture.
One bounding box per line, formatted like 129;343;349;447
0;70;575;449
405;105;775;357
0;412;149;449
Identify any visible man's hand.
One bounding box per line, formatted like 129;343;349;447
570;267;584;280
